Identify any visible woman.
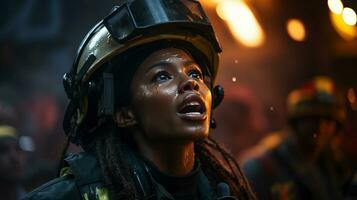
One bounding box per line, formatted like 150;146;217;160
24;0;255;199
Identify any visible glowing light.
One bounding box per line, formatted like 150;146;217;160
232;77;237;82
19;136;35;152
330;12;357;40
286;19;306;42
348;88;356;104
216;0;265;47
269;106;274;111
203;0;221;7
342;7;357;26
327;0;344;14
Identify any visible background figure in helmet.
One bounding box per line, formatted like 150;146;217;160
0;125;26;200
241;76;352;200
23;0;255;199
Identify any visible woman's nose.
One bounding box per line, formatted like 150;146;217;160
179;77;199;94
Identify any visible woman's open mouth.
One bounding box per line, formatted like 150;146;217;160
177;94;207;121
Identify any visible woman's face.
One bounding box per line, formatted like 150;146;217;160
129;48;212;141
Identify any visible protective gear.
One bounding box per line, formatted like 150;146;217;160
287;76;346;124
24;148;225;200
62;0;223;144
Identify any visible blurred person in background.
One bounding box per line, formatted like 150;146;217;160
23;0;255;199
212;86;267;157
0;125;26;200
241;76;353;200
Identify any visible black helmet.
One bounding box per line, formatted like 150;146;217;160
62;0;223;145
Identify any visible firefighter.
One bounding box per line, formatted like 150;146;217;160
242;76;349;200
24;0;255;199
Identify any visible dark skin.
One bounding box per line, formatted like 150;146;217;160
115;48;212;176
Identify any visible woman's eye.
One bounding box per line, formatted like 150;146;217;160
152;71;172;82
188;69;203;80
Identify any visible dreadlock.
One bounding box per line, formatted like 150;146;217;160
84;125;257;200
195;137;256;199
93;125;138;199
93;121;257;199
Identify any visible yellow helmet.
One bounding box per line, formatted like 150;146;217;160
62;0;222;144
287;76;346;124
0;125;18;140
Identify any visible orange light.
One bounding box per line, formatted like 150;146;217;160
216;0;265;47
330;11;357;40
201;0;221;7
286;19;306;42
348;88;356;104
315;77;334;93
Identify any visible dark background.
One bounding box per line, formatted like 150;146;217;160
0;0;356;190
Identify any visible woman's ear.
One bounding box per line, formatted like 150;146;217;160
212;85;224;109
114;107;137;128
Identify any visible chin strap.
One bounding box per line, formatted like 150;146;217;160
98;72;115;117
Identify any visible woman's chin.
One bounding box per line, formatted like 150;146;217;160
156;131;208;143
180;124;209;137
178;129;209;141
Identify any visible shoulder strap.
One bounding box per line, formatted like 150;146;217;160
121;145;156;200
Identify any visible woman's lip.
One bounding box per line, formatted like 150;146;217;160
177;112;207;121
177;93;207;121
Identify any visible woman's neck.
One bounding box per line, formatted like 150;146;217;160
134;134;195;177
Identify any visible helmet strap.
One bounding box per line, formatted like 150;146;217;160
98;72;115;117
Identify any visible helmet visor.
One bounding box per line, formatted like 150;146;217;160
103;0;220;51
